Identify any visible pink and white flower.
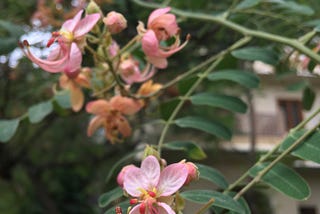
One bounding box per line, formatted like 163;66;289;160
121;155;189;214
21;10;100;76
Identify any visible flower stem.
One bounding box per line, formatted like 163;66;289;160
196;198;215;214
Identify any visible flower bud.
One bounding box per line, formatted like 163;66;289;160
86;0;103;15
143;145;160;160
184;162;199;185
103;11;127;34
117;164;135;187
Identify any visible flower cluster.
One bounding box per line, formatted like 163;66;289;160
117;155;199;214
21;3;187;143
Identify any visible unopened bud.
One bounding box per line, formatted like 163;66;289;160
143;145;160;160
184;162;199;185
86;0;103;15
103;11;127;34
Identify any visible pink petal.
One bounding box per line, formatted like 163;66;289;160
141;156;161;188
141;30;159;57
47;45;63;61
87;116;105;136
117;164;137;187
147;56;168;69
157;202;176;214
123;167;148;197
74;13;101;38
110;96;141;115
157;163;188;196
147;7;171;26
86;100;110;115
63;43;82;77
62;10;83;32
23;45;68;73
149;14;179;39
128;204;141;214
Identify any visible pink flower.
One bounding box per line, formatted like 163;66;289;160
122;155;188;214
119;57;155;84
147;7;179;41
141;30;189;69
137;7;189;69
21;10;100;75
86;96;142;143
103;11;127;34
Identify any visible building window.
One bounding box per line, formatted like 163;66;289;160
299;206;317;214
278;99;303;130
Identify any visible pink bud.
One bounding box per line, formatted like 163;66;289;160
103;11;127;34
117;164;135;187
184;162;199;185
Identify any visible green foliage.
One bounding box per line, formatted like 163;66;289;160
280;130;320;164
249;162;310;200
28;101;53;124
104;200;130;214
231;47;279;65
0;119;20;143
269;0;314;16
190;93;247;113
162;141;207;160
0;90;71;142
181;190;245;214
0;20;24;54
235;0;261;10
99;187;123;208
302;87;315;110
196;164;229;189
208;69;260;89
175;116;232;140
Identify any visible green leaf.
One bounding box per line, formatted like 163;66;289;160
181;190;245;214
212;192;251;214
231;47;279;65
280;130;320;164
98;187;123;208
178;76;198;95
163;141;207;160
249;162;310;200
208;69;260;89
269;0;314;16
196;164;228;189
0;119;20;143
190;93;247;113
302;87;315;110
175;116;232;140
286;81;308;92
54;91;71;109
104;200;130;214
159;99;179;120
0;20;24;54
235;0;261;10
28;101;53;124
